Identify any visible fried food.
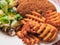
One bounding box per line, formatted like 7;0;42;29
17;22;40;45
21;11;58;42
45;10;60;27
17;31;40;45
22;34;40;45
37;23;58;41
16;0;59;44
18;0;27;5
21;20;58;41
17;21;31;38
17;0;56;16
16;9;59;45
21;11;46;24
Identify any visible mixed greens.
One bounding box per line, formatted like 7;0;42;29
0;0;8;14
6;0;18;8
0;0;22;36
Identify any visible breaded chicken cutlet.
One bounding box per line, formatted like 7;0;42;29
17;0;56;16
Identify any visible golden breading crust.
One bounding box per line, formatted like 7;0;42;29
17;0;56;16
18;0;28;5
45;10;60;27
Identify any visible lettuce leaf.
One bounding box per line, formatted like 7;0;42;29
0;15;9;24
0;0;8;14
6;0;17;8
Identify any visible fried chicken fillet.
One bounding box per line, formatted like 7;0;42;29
17;0;56;16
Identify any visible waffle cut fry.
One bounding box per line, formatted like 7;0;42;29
22;34;40;45
21;11;46;24
17;31;40;45
21;19;58;42
28;22;58;42
37;23;58;42
45;10;60;27
16;21;40;45
21;11;58;42
16;22;31;38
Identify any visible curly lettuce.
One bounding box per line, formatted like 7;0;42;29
0;0;8;14
8;8;22;20
0;15;9;24
6;0;17;8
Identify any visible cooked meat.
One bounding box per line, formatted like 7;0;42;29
17;0;56;16
18;0;28;4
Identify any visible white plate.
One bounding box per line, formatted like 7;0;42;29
0;0;60;45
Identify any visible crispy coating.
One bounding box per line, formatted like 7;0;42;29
17;0;56;16
45;10;60;27
18;0;28;5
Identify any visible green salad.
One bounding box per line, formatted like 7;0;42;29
0;0;22;36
